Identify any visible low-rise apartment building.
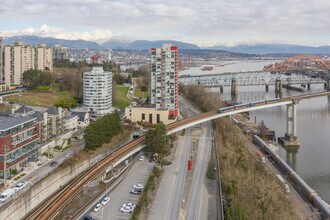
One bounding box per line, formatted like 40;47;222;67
0;116;40;184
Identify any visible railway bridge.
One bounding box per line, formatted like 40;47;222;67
21;91;330;220
178;71;329;93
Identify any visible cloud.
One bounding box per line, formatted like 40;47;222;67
0;0;330;45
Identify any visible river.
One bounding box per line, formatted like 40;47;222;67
180;60;330;203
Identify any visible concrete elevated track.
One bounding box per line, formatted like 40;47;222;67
23;91;330;220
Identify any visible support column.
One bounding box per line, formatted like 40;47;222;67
265;84;269;92
307;83;311;90
231;79;238;94
278;100;300;147
220;85;224;93
275;79;282;93
327;79;330;91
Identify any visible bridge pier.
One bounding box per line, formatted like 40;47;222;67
275;79;282;93
307;83;311;90
327;79;330;91
231;79;238;94
265;84;269;92
278;100;300;147
220;85;224;93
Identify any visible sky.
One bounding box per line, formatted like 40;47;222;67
1;0;330;46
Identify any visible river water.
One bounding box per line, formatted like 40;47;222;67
180;60;330;203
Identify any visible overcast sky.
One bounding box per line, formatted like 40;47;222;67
1;0;330;46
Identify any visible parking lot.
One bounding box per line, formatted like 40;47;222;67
89;157;154;220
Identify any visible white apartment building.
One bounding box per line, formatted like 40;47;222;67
3;42;53;85
83;66;112;115
150;43;179;117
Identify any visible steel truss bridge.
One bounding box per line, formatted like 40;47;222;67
178;71;326;87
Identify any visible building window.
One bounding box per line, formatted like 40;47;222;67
142;113;145;120
157;114;160;123
149;114;152;123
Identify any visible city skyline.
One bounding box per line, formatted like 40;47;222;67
1;0;330;47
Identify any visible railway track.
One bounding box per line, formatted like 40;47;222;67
22;91;330;220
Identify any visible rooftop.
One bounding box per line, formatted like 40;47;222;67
0;116;37;131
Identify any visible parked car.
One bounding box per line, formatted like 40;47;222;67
132;184;143;190
14;182;27;192
139;156;145;161
120;206;133;213
93;203;102;212
130;189;141;195
122;202;136;209
101;197;110;205
0;188;16;202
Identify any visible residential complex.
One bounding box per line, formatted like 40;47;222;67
2;42;53;85
83;66;112;115
0;116;40;184
150;43;179;117
53;45;69;60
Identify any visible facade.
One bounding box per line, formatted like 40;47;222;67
71;110;90;128
45;107;64;140
53;45;69;60
0;116;40;184
3;42;53;85
64;115;79;132
125;106;176;125
150;44;179;117
0;36;2;84
4;42;35;85
83;66;112;115
35;44;53;71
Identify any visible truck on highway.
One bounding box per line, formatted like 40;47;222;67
276;174;290;193
0;188;16;202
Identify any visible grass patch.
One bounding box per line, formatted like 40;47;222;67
113;86;131;108
4;91;63;107
134;88;148;98
0;104;10;112
50;83;71;97
31;86;49;91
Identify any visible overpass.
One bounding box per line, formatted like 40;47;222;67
23;91;330;220
178;71;329;93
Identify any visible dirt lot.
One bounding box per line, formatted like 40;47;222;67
4;91;63;107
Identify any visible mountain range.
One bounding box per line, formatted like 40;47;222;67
3;35;330;55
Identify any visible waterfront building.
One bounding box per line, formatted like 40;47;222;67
150;44;179;117
83;67;112;115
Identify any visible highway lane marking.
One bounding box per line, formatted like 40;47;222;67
179;210;185;220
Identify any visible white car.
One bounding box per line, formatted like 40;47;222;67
14;182;27;192
132;184;143;190
101;197;110;205
122;202;136;209
120;206;133;213
93;203;102;213
139;156;144;161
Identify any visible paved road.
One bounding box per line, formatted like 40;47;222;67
185;122;213;220
89;159;154;220
147;129;191;220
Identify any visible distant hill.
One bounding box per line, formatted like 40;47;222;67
101;39;200;50
3;35;102;49
206;44;330;55
101;39;129;49
125;40;200;50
